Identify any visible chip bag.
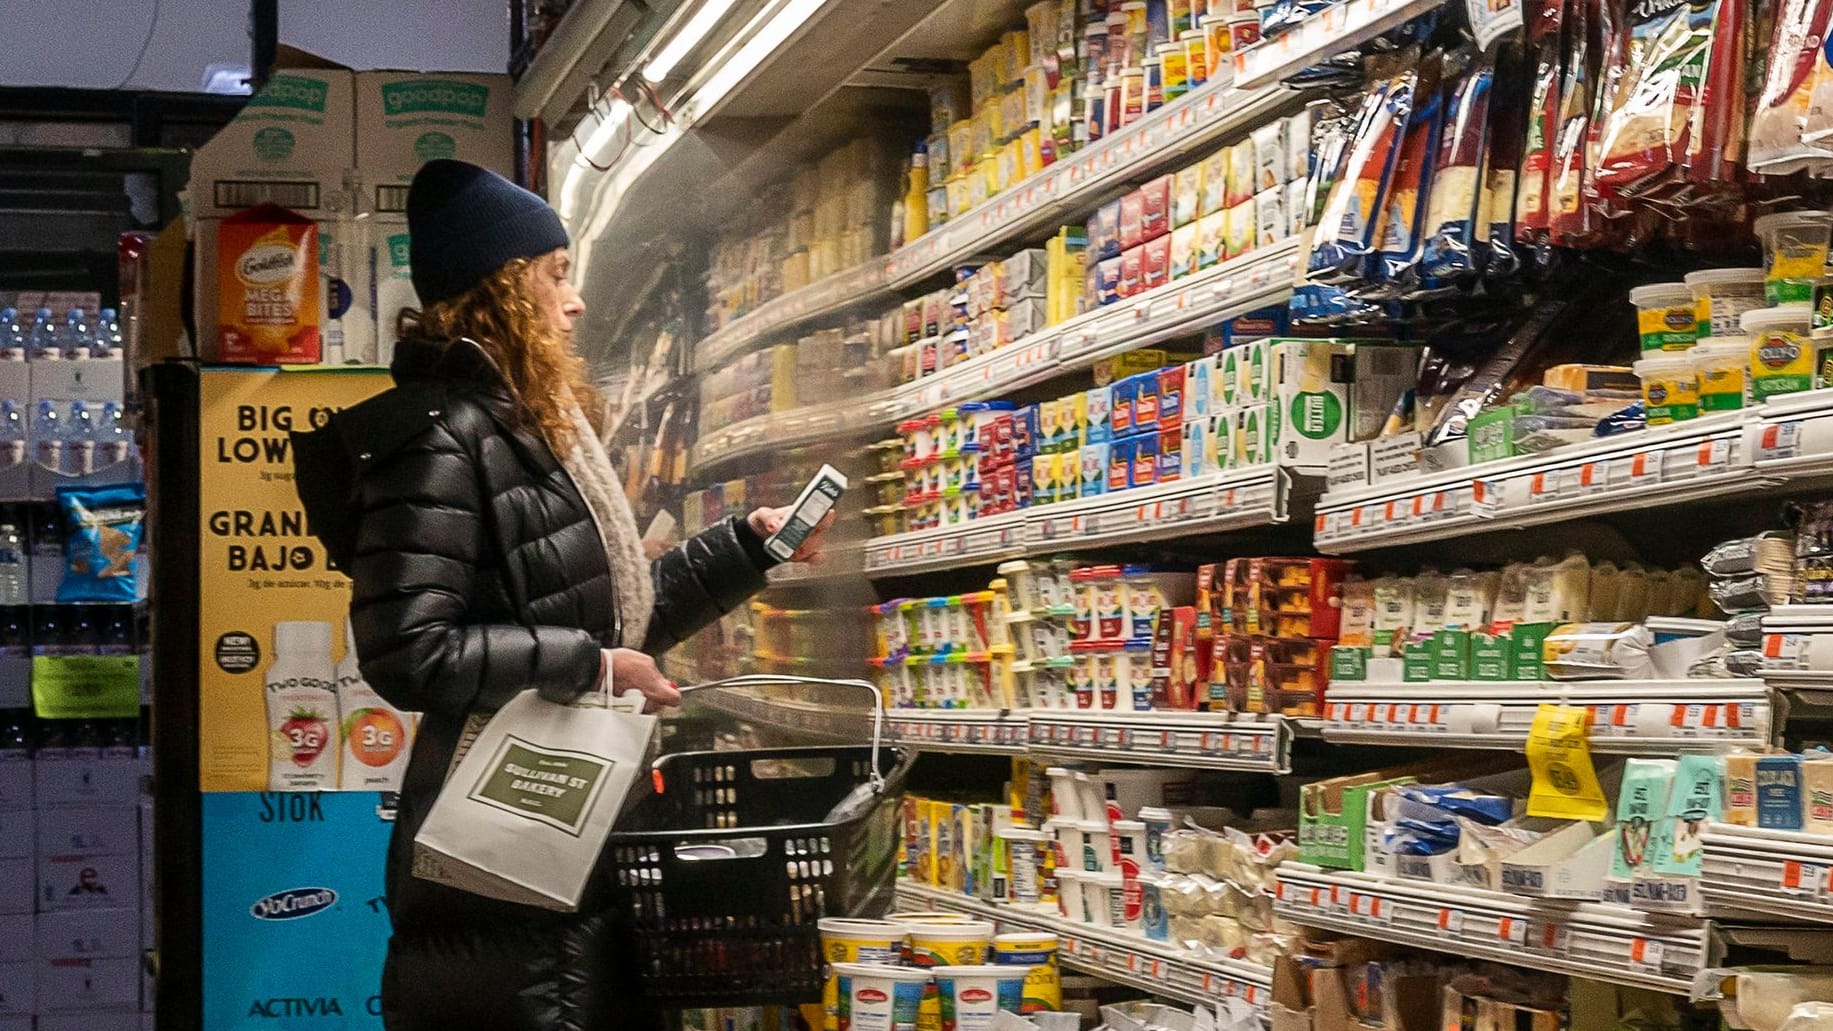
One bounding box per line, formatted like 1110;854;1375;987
56;483;146;604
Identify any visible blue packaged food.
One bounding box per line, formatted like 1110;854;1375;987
1758;755;1804;831
56;482;146;604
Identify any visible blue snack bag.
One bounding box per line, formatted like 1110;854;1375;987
56;482;145;603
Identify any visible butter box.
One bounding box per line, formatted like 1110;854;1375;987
1170;223;1199;279
1173;164;1204;228
1200;149;1230;216
1085;386;1113;444
1120;190;1146;251
1120;246;1144;298
1139;174;1172;242
1142;233;1171;290
1197;209;1225;269
1267;338;1353;465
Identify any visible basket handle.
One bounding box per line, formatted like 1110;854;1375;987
677;674;887;793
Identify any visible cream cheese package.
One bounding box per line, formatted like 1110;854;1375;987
1653;753;1721;876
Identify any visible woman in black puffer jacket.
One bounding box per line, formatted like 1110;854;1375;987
292;160;829;1031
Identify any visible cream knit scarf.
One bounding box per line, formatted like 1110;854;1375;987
560;403;654;648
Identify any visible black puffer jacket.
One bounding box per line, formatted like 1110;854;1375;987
293;337;772;1031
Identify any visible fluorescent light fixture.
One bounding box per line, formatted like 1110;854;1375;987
643;0;739;83
582;98;634;158
681;0;824;121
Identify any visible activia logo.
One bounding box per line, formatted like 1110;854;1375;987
249;887;337;920
414;131;456;162
248;74;330;112
381;80;489;117
1290;391;1343;439
857;988;888;1003
1760;338;1802;369
961;988;993;1003
252;127;296;162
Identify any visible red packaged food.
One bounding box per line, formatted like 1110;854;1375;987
1120;245;1144;298
1139;174;1173;241
1121;190;1146;250
1142;233;1171;289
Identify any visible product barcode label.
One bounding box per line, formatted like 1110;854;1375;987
1758;421;1803;462
1629;938;1663;972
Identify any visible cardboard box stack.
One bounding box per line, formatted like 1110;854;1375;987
0;718;152;1029
188;58;514;368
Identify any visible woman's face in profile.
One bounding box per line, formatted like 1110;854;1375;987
525;248;586;342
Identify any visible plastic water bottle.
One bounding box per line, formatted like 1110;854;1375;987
61;308;92;360
0;401;24;469
97;402;131;469
28;308;59;361
94;308;122;360
0;513;26;607
0;309;23;362
63;401;94;476
33;401;61;473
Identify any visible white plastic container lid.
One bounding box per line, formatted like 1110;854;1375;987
1684;268;1765;289
933;964;1025;976
1077;818;1110;832
830;961;932;981
1740;303;1814;334
1628;283;1692;308
1137;806;1174;822
1690;337;1751;360
999;827;1047;842
1633;354;1697;377
1111;819;1146;832
1091;871;1125;887
905;920;996;941
1755;210;1833;236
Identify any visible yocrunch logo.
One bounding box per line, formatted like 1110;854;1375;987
382;80;489;117
248;75;330;113
250;886;338;920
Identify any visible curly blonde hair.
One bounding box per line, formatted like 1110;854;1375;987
397;258;601;453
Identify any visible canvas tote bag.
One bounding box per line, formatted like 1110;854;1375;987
412;684;654;912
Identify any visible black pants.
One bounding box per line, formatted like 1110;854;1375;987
381;910;665;1031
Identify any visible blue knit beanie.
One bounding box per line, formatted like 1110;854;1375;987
405;159;570;305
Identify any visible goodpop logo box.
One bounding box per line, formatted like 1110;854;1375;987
185;67;356;219
355;72;513;214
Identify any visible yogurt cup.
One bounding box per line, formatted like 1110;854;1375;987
1629;283;1698;352
833;962;931;1031
991;933;1062;1013
999;828;1050;904
907;919;995;968
1744;303;1817;401
1112;819;1150;873
1685;268;1766;337
821;920;911;1030
885;912;970;924
1045;767;1084;821
1069;643;1097;708
933;965;1029;1031
1075;775;1105;826
1083;819;1115;872
1755;211;1833;304
1053;817;1089;872
1691;337;1750;412
1633;353;1700;426
1055;866;1086;921
1091;870;1132;931
998;560;1044;613
1123;639;1154;711
1138;806;1175;871
1092;647;1121;710
1140;874;1171;941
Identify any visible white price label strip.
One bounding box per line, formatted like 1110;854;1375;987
1758;421;1802;462
1629;938;1663;973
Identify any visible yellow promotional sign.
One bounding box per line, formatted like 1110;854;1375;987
197;367;391;792
1525;703;1609;822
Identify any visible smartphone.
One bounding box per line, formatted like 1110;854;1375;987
764;464;848;563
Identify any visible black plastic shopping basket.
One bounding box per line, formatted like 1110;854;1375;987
607;675;912;1009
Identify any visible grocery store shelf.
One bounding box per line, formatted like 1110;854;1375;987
886;709;1030;754
899;238;1304;416
1029;708;1291;773
1320;680;1774;755
765;542;867;586
1313;412;1753;554
692;78;1300;375
1232;0;1445;89
1273;865;1717;995
695;262;896;375
894;881;1274;1010
865;464;1300;577
1700;824;1833;925
881;80;1295;292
